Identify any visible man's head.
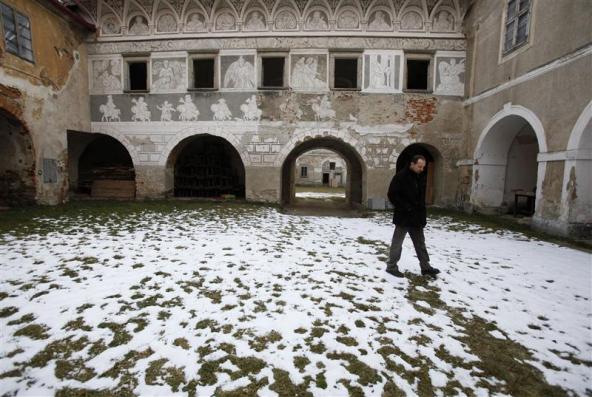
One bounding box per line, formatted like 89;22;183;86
409;155;426;174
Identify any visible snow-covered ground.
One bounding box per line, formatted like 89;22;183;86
0;204;590;396
295;192;346;199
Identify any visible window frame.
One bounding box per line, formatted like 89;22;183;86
300;166;308;178
0;1;34;63
329;50;363;91
257;50;289;90
188;52;219;91
123;54;151;93
502;0;532;56
403;53;433;93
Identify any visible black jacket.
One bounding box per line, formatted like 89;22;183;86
387;167;427;227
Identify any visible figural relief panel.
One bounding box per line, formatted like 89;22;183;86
185;11;207;32
220;53;257;90
290;53;328;91
128;15;150;35
336;9;360;30
433;52;465;96
367;10;392;31
362;51;402;93
90;57;123;94
244;10;267;31
432;9;454;32
305;10;329;30
151;58;187;92
156;13;178;32
274;9;297;30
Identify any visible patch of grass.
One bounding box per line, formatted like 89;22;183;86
336;336;358;347
173;337;190;350
7;313;35;325
0;306;18;318
145;358;186;392
14;323;50;340
269;368;313;397
55;359;96;382
293;356;310;373
326;352;381;386
63;317;92;332
100;348;154;391
28;337;90;368
98;322;132;347
249;330;282;352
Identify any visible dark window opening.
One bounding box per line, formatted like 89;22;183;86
262;57;285;87
301;166;307;177
1;1;34;62
193;58;215;88
406;59;429;90
503;0;531;54
129;62;148;91
322;173;330;185
329;162;335;170
334;58;358;89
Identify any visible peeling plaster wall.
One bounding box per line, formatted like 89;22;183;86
0;0;92;205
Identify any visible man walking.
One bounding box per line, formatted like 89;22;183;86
385;155;440;278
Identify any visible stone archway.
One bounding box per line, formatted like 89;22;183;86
69;132;136;199
562;100;592;236
281;136;365;208
0;108;36;206
472;105;546;214
396;143;443;205
165;134;245;198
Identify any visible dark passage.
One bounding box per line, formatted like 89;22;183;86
174;135;245;198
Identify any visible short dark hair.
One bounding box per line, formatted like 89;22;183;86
410;154;426;164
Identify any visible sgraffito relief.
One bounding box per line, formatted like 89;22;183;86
244;10;267;31
215;10;236;31
128;15;150;35
221;54;256;90
290;53;328;91
400;11;423;30
434;52;465;96
308;95;335;121
337;9;360;30
274;9;297;30
101;14;121;35
211;98;233;120
363;51;402;93
131;97;151;121
305;10;329;30
432;10;454;32
99;95;121;121
185;12;207;32
157;100;176;121
157;13;178;32
177;95;200;120
151;58;186;92
241;95;262;121
368;10;392;31
279;96;303;122
91;57;122;94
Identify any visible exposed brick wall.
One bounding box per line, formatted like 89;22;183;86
405;96;438;125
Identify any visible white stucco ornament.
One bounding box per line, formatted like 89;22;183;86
211;98;233;121
241;95;262;121
176;95;200;121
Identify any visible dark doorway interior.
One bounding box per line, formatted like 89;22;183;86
77;135;135;198
396;144;435;205
174;135;245;198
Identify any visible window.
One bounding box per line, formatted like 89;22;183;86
301;166;308;178
329;162;335;170
334;58;358;88
124;56;149;91
503;0;531;54
0;2;34;62
405;55;432;92
261;57;285;88
190;55;217;89
258;52;288;89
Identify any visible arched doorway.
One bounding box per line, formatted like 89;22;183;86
472;106;546;215
0;109;36;206
396;143;442;205
167;134;245;198
281;137;365;209
563;101;591;234
74;134;136;199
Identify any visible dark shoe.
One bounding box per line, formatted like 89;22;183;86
421;267;441;276
386;268;405;278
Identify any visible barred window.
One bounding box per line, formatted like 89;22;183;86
503;0;531;54
301;166;308;178
0;1;34;62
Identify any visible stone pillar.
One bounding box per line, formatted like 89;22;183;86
245;165;280;203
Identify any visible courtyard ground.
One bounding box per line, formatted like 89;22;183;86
0;201;590;397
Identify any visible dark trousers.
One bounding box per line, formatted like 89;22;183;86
387;225;430;270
